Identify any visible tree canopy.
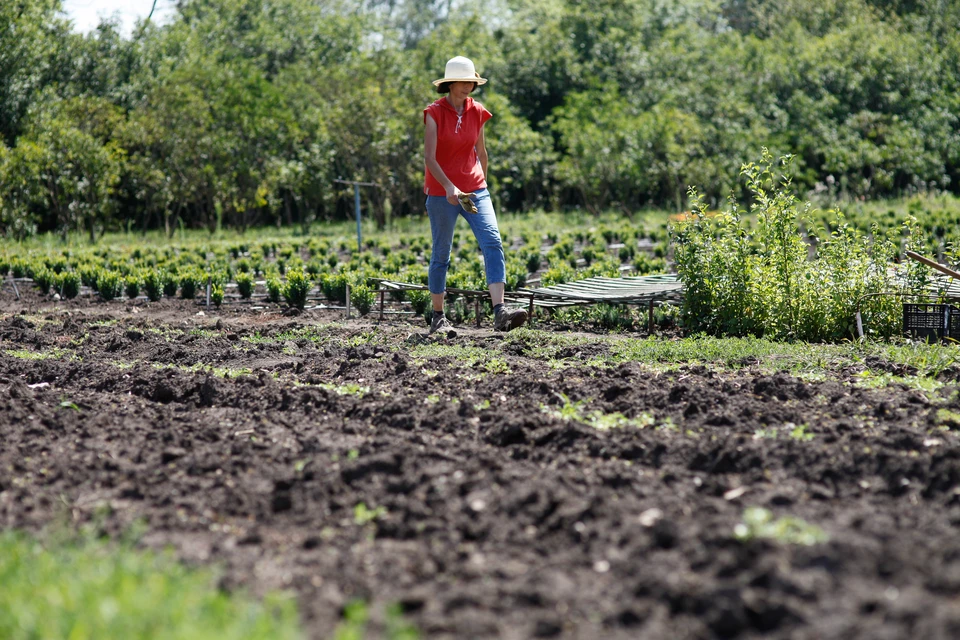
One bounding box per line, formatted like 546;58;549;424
1;0;958;238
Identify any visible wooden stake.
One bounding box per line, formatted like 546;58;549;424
345;283;351;319
648;299;655;334
378;290;385;322
906;250;960;281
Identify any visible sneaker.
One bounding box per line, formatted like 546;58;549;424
430;313;456;336
494;307;528;332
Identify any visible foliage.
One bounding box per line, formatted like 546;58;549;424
734;507;828;546
236;271;255;299
143;269;163;302
282;269;311;309
407;289;431;315
124;274;140;300
96;269;122;301
672;150;918;341
2;0;960;238
58;271;81;299
350;282;376;316
0;529;301;639
266;276;283;304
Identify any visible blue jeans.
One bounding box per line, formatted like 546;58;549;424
425;188;505;295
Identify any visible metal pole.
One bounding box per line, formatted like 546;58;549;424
354;183;362;252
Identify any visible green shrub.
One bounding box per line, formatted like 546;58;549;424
179;272;200;299
0;258;8;277
32;267;55;295
97;270;122;301
59;271;81;300
266;276;282;304
408;289;431;315
162;272;178;297
211;283;224;307
320;272;348;305
672;150;914;341
10;260;27;279
541;263;576;287
350;282;375;316
590;303;633;331
79;265;99;289
124;275;141;300
525;251;542;274
143;270;163;302
236;272;254;299
282;269;311;309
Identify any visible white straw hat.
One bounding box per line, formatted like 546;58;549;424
432;56;487;86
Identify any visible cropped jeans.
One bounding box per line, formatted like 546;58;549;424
425;188;505;295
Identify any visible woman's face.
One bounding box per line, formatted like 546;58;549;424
448;81;475;100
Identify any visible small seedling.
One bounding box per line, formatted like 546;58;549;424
353;503;387;526
734;507;828;546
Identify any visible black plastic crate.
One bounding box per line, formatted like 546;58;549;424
903;303;960;342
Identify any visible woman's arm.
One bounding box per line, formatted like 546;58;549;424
425;114;462;205
476;124;488;181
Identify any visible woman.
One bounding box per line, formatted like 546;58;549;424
423;56;528;335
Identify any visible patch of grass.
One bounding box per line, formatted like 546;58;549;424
315;382;370;397
189;328;221;339
541;393;656;430
409;343;510;374
4;348;73;361
595;334;960;382
935;408;960;429
353;503;387;526
152;362;253;378
333;600;418;640
853;371;945;393
498;328;595;362
0;530;301;640
734;507;828;546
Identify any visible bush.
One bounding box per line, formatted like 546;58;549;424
124;275;140;300
32;267;55;295
78;265;98;289
407;289;431;315
179;272;200;299
320;272;348;305
266;276;282;304
211;283;224;307
282;269;311;309
236;272;254;299
143;270;163;302
672;150;915;341
97;270;122;301
59;271;81;299
350;282;375;316
162;272;178;297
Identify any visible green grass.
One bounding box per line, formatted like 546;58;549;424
587;334;960;380
733;507;828;546
151;362;254;378
409;343;510;374
4;348;74;361
541;393;657;431
0;530;301;640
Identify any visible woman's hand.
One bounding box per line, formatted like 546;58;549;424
445;186;462;205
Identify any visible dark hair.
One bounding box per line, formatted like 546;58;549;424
436;81;478;94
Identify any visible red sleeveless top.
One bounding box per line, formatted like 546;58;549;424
423;96;492;196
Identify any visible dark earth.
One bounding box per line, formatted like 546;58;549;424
3;291;960;639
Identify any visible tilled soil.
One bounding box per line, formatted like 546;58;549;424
2;295;960;639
